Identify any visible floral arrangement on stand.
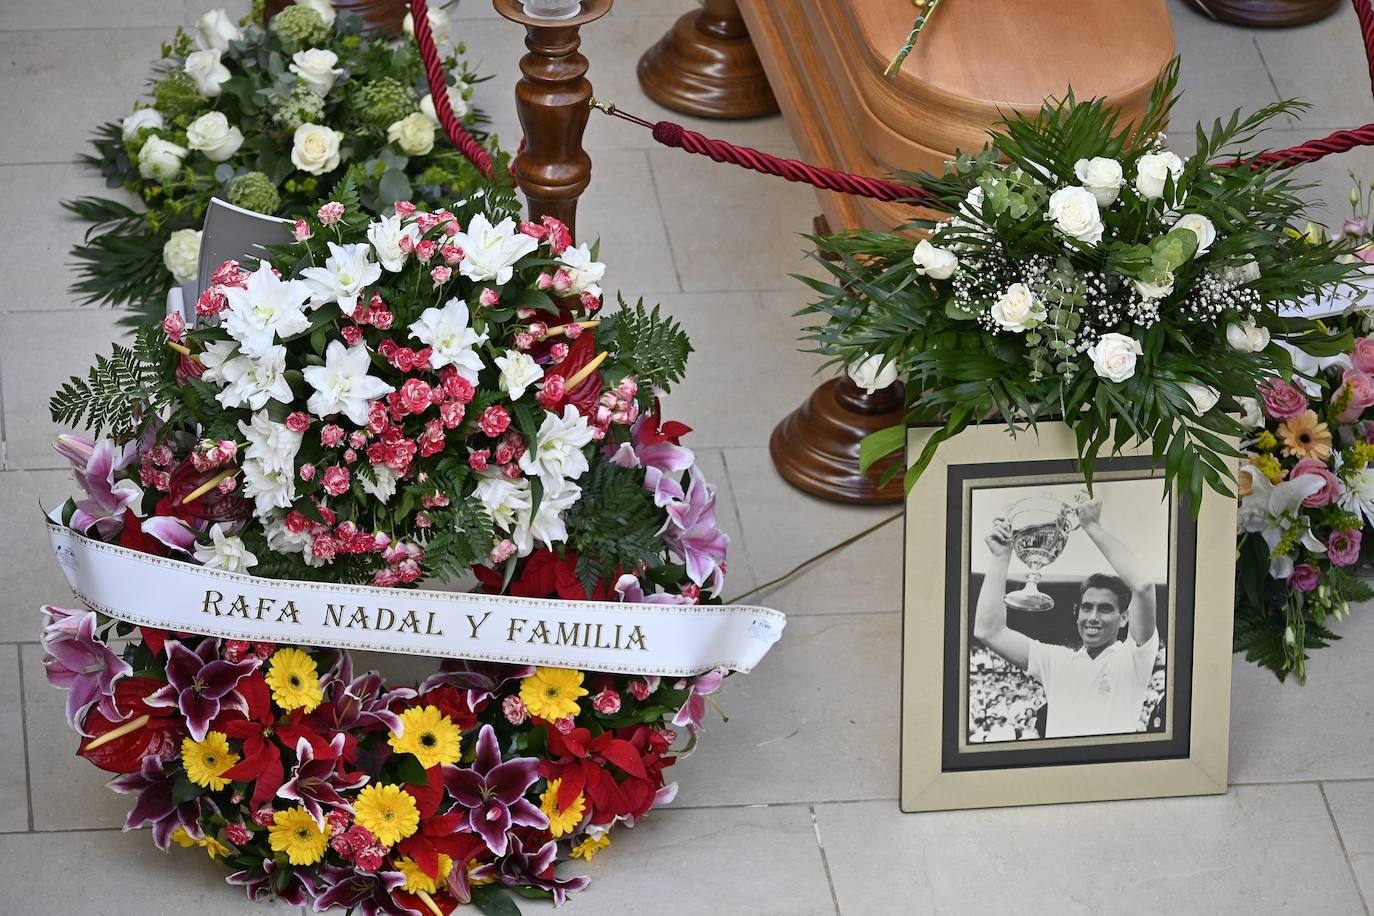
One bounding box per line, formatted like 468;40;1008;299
66;0;496;321
801;62;1358;506
42;172;738;913
797;62;1364;678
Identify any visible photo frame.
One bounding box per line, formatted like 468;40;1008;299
899;421;1237;812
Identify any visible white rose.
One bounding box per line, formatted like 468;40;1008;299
185;111;244;162
184;48;231;98
137;136;188;181
296;0;337;26
403;6;451;46
121;108;163;142
1173;213;1216;256
420;86;470;124
1131;273;1174;300
195;9;242;51
386;112;436;156
162;229;202;284
990;282;1046;332
1181;382;1220;415
290;48;342;97
912;238;958;280
1134;150;1184;201
960;186;984;219
1046;186;1105;245
1073;157;1125;207
1086;333;1143;383
1226;318;1270;353
1236;396;1264;430
291;123;343;175
847;352;899;394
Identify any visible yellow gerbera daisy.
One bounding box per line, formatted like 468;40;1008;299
569;832;611;862
169;827;234;861
268;806;329;865
539;778;587;838
1278;410;1333;461
519;667;588;721
388;705;463;768
181;731;240;790
265;647;323;712
396;853;454;895
352;783;420;847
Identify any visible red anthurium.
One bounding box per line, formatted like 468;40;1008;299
77;677;183;773
547;333;602;416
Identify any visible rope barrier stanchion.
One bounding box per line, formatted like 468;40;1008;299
410;0;495;180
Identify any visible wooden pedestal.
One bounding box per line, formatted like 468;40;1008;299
770;377;906;505
1191;0;1341;26
637;0;778;119
264;0;408;35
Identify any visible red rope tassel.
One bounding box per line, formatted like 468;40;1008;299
410;0;494;180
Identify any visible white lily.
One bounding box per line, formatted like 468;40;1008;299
1238;465;1328;578
302;340;395;425
238;411;303;475
240;458;297;517
512;482;581;556
495;349;544;401
408;297;489;381
300;242;383;316
367;214;421;272
194;523;258;572
217;345;293;411
450;213;538;285
222;261;313;358
555;243;606;297
475;474;532;534
518;405;595;494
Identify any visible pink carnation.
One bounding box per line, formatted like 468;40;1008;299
298;463;316;482
431;265;452;284
1260;377;1310;420
628;680;652;702
542;215;572;255
340;325;363;346
317;201;345;225
321;424;345;447
468;448;490;472
394;200;416;219
592;689;621;715
293;219;313;241
479;405;511;437
285;411;311;433
502;695;528;725
480;287;500;307
224;822;252;845
488;538;516;564
162;311;186;342
321;465;351;497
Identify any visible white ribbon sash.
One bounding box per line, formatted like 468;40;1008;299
47;522;785;677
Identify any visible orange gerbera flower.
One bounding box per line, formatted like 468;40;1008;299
1277;410;1332;461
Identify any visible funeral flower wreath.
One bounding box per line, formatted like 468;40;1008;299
65;0;496;321
42;173;756;914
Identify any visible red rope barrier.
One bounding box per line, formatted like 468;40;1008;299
410;0;494;180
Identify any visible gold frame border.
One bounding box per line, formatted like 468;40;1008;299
899;422;1236;812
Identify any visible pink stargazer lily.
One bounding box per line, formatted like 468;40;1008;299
661;472;728;596
614;574;695;606
58;436;141;537
672;668;725;735
40;606;132;735
145;640;258;741
442;724;547;856
609;412;695;473
278;734;369;827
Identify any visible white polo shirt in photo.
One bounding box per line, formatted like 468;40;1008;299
1026;629;1160;739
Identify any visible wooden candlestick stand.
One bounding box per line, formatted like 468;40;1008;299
637;0;778;119
1190;0;1341;26
494;0;613;239
264;0;408;34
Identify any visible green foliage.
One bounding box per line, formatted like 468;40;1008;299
422;496;498;583
598;297;693;395
152;70;204;117
564;460;666;595
63;196;172;310
49;324;176;439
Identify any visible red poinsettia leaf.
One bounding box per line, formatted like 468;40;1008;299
398;833;440;877
470;563;505;593
558;764;589;811
660;420;692;441
405;768;445;820
553;553;588;600
599;739;649;779
139;627;168;656
433;831;487;866
236;673;273;723
424;811;466;837
508;549;559;598
248;750;285;812
276;720;331;759
116;509;168;557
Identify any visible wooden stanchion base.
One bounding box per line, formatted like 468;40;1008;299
637;2;778;120
769;377;906;505
1191;0;1341;26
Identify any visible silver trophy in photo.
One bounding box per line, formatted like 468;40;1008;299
1000;493;1086;612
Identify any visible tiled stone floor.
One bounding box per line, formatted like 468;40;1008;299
2;1;1374;913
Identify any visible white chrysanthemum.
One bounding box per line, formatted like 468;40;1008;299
239;410;303;475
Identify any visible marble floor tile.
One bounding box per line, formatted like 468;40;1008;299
0;309;131;470
1252;3;1372;131
520;804;837;916
0;163;128;313
576;148;680;298
721;445;899;584
0;29;170;165
1230;609;1374;785
1255;128;1374;230
646;290;826;451
1167;0;1286;146
743;511;903;615
0;646;28;833
20;643;137;830
0;0;186;31
670;611;899;808
1322;780;1374;904
0;469;83;642
0;829;301;915
816;784;1367;916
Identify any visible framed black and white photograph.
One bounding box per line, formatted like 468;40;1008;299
900;422;1237;812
